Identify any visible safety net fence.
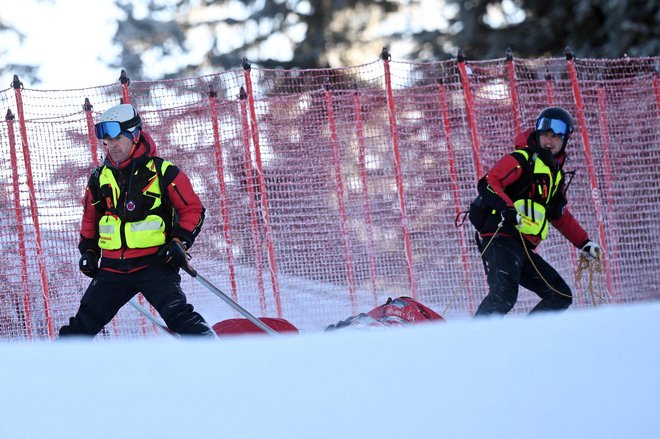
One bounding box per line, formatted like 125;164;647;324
1;54;659;339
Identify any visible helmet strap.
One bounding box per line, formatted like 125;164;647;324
131;128;141;143
125;130;141;159
126;143;138;161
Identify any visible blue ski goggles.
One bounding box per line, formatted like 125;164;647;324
94;121;125;139
535;117;572;139
94;115;141;139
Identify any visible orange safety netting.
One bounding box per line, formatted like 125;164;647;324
1;55;659;339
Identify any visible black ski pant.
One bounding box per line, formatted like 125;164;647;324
474;235;572;316
59;263;213;337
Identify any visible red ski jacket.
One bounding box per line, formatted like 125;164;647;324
477;130;588;249
79;131;205;272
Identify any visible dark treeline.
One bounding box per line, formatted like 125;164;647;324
2;0;658;84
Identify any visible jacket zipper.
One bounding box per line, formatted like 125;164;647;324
119;163;136;260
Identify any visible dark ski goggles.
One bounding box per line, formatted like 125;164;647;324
535;117;571;139
94;115;141;139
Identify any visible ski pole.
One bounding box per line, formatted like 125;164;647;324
128;297;177;337
183;265;278;335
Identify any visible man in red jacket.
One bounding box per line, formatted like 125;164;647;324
473;107;601;316
59;104;213;336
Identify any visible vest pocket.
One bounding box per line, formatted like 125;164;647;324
98;215;122;250
513;199;548;238
125;215;167;249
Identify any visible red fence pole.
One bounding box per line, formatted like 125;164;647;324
83;98;100;166
208;86;239;304
115;71;154;334
654;73;660;118
6;109;33;338
239;87;268;315
438;80;475;314
457;51;483;178
243;59;283;317
546;69;593;305
239;87;267;315
12;76;54;338
565;49;617;302
596;86;623;296
120;70;131;104
545;69;587;303
381;48;418;299
81;98;121;337
505;48;522;137
353;87;379;306
545;70;556;105
325;86;358;313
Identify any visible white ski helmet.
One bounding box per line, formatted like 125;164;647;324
94;104;141;139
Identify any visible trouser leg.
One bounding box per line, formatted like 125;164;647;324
138;264;213;336
59;271;135;337
521;252;572;313
474;236;525;317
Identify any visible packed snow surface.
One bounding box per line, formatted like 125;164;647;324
2;302;658;439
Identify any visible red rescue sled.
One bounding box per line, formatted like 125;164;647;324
212;317;299;337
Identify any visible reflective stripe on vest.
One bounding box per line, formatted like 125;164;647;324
98;215;121;250
511;150;562;240
125;215;166;248
97;159;173;250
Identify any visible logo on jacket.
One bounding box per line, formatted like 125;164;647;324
126;200;136;211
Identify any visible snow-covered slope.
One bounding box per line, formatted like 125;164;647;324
2;302;658;439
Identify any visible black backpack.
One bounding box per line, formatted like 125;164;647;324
466;194;491;231
457;149;537;233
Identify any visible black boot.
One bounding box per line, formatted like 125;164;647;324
474;293;515;317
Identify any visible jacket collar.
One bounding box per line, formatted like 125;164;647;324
103;131;157;170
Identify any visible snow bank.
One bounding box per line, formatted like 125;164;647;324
1;302;658;438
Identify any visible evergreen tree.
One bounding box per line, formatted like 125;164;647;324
2;0;658;84
447;0;659;59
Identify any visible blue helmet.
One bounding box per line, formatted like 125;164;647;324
535;107;574;152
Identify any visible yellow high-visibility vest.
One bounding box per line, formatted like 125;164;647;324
511;150;563;240
97;159;173;250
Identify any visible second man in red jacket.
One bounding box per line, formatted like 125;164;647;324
473;107;601;316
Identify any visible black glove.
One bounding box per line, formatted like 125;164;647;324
498;207;521;228
158;238;190;269
79;250;99;278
